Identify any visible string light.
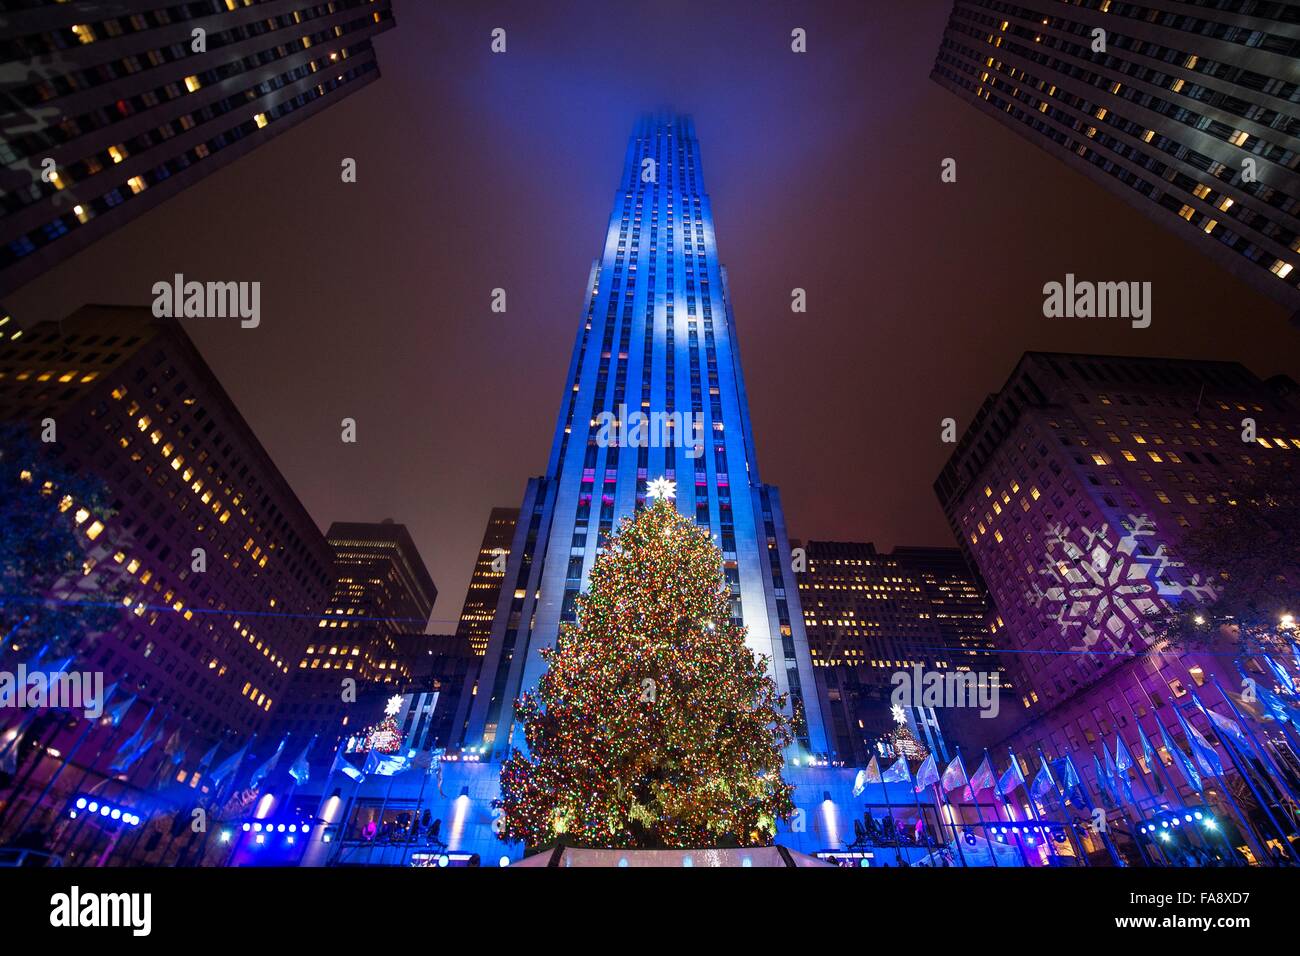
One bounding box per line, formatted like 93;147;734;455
495;498;794;849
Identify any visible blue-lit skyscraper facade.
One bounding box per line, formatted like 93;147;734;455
465;115;828;757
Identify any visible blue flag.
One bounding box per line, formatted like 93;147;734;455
1138;726;1165;793
880;755;911;784
998;755;1026;796
1104;742;1132;804
108;707;156;772
1031;758;1055;799
247;736;286;790
1159;720;1203;793
1263;655;1296;696
1092;754;1116;809
106;693;137;728
208;740;250;788
1114;735;1134;773
288;738;314;786
1175;707;1224;778
914;753;939;792
197;740;221;771
1194;694;1249;750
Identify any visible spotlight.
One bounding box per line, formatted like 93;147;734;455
75;798;87;810
242;822;252;832
499;855;511;868
88;802;99;813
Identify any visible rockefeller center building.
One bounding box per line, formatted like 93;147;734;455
463;114;828;758
935;351;1300;851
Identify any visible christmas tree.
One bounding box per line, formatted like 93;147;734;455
495;486;795;850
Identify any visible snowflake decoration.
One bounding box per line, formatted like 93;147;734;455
385;694;404;717
891;703;906;725
1026;514;1216;662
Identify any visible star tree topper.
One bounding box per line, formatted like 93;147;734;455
646;476;676;501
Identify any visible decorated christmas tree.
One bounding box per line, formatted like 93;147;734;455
883;704;929;760
495;483;795;850
352;695;405;754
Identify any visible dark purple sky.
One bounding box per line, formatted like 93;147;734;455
10;0;1298;631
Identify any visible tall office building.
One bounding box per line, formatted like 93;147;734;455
0;0;395;292
464;115;828;757
796;540;1001;764
454;507;518;656
931;2;1300;318
934;352;1300;834
275;520;436;750
0;304;332;845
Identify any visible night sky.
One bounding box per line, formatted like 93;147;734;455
8;0;1299;632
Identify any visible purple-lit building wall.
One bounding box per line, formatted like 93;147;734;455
935;351;1300;860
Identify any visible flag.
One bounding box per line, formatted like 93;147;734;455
1115;735;1134;773
881;755;911;784
1158;720;1203;793
1235;660;1296;723
1092;754;1117;809
163;728;185;767
1194;695;1249;749
941;755;967;794
197;740;220;772
863;754;883;785
365;749;410;777
108;707;156;772
1258;681;1299;723
0;715;35;775
288;738;314;786
94;681;119;720
1102;741;1131;804
998;755;1026;796
1263;654;1296;696
1056;755;1084;805
106;693;136;728
1030;758;1055;799
1137;726;1164;793
914;753;939;792
207;741;250;788
247;736;287;789
969;753;997;794
1174;707;1224;778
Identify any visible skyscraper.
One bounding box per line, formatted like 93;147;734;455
0;304;333;845
934;351;1300;817
464;114;827;756
275;520;436;749
931;2;1300;318
0;1;395;292
454;507;518;656
796;540;1002;764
